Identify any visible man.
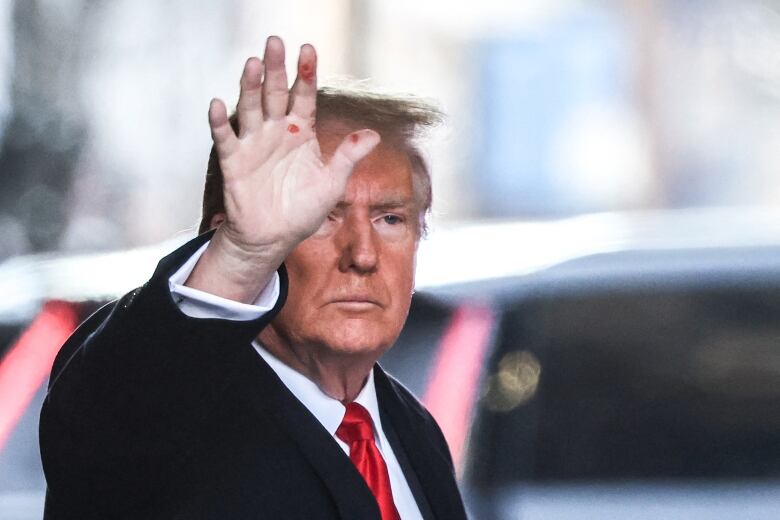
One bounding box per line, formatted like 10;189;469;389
39;36;467;519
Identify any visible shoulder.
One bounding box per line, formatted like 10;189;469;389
48;294;127;386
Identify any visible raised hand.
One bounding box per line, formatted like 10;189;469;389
186;36;380;303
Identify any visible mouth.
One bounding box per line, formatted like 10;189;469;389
328;298;383;311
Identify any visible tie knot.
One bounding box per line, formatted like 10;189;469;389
336;402;375;443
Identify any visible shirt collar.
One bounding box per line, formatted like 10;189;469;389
252;341;385;446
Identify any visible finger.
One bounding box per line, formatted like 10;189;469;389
262;35;289;120
236;57;264;136
288;44;317;122
326;130;381;183
209;98;238;160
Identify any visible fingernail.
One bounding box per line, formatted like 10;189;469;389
352;129;380;147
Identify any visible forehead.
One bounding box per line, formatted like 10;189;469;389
319;126;414;204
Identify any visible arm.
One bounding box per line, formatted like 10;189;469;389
40;233;289;514
169;239;280;320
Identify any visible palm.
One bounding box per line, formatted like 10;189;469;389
208;38;379;254
220;125;330;246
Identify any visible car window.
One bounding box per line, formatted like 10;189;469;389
467;285;780;485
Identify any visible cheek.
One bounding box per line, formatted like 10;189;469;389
387;255;416;318
394;248;417;293
283;242;333;299
273;262;327;335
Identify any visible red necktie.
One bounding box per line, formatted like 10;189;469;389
336;402;401;520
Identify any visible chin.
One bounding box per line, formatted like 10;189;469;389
319;320;396;358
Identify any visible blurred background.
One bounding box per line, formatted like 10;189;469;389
3;0;780;518
3;0;780;258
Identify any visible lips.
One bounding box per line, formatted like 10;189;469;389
328;296;383;308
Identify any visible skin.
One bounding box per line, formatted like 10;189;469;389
187;37;420;402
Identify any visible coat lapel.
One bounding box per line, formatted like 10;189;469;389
380;411;437;520
236;343;382;520
374;366;468;520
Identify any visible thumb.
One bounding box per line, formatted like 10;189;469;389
326;129;381;183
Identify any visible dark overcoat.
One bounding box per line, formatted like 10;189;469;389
39;233;467;519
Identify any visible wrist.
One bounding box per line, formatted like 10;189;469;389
213;226;291;269
184;228;289;304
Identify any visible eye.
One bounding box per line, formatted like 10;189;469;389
374;213;409;241
312;211;339;237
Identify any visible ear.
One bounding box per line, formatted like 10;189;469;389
210;213;226;229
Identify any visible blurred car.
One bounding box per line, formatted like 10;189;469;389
406;207;780;519
3;207;780;519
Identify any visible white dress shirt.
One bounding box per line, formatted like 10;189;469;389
169;241;423;519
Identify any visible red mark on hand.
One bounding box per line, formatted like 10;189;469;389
299;63;314;84
350;133;360;143
287;123;300;134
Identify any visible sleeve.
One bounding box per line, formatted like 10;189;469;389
168;240;280;320
39;231;288;516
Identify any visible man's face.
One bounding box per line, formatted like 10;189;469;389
259;134;420;360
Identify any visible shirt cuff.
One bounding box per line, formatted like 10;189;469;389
168;240;280;321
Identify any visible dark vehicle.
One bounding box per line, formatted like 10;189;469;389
460;249;780;519
3;208;780;519
408;208;780;519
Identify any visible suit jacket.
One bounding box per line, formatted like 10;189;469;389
39;233;467;519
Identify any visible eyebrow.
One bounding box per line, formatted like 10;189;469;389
335;196;414;211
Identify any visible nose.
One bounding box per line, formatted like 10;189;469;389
336;214;378;274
